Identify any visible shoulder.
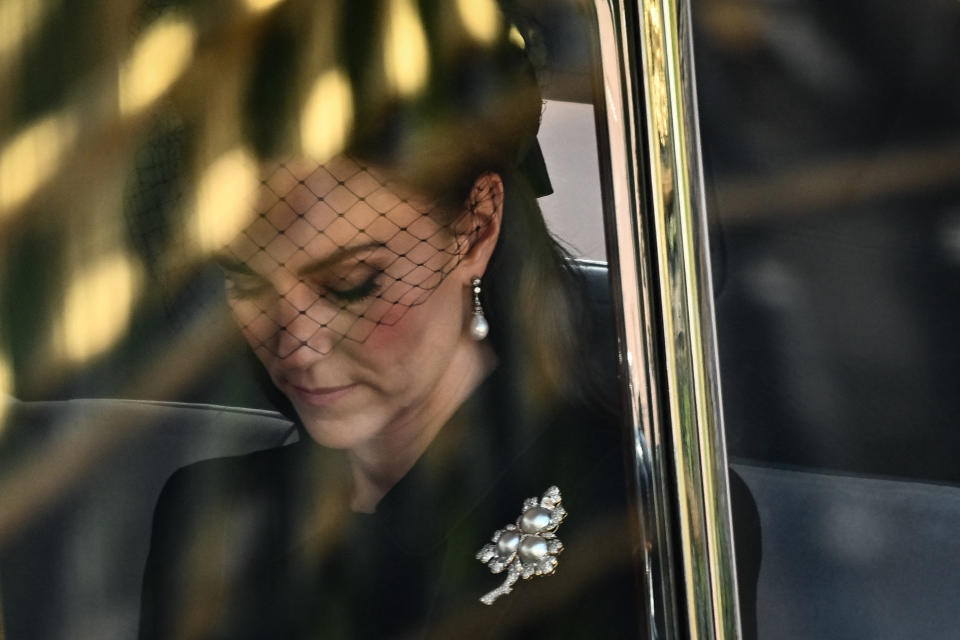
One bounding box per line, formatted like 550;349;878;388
159;444;288;490
148;444;304;536
163;443;293;484
139;444;305;639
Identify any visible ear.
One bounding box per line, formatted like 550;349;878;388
455;172;503;284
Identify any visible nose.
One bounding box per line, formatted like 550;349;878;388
272;280;338;359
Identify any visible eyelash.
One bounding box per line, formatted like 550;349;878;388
323;271;383;303
223;269;385;304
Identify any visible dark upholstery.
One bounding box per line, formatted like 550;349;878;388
0;399;293;640
735;461;960;640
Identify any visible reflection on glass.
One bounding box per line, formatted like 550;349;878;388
118;14;196;117
695;0;960;638
0;2;645;638
0;111;78;214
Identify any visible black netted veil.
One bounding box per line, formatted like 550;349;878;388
220;155;498;358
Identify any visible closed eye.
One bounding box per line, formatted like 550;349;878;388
323;271;383;303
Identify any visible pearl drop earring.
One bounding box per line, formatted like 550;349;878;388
469;277;489;341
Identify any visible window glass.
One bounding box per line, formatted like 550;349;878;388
0;2;643;638
694;0;960;637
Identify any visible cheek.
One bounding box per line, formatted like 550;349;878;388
361;280;465;365
229;299;276;347
363;298;410;329
360;306;424;356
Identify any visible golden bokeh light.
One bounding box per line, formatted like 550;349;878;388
455;0;502;45
0;348;12;435
0;349;10;393
0;112;78;215
301;68;354;163
508;25;526;50
190;147;258;254
118;14;196;116
0;345;11;391
57;252;142;365
0;0;51;61
244;0;286;13
382;0;430;97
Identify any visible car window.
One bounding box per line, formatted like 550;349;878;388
693;0;960;638
0;2;650;639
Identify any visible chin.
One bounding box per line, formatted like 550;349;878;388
298;413;381;450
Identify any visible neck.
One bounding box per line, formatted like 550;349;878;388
347;338;496;513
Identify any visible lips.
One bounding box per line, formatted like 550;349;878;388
286;381;358;407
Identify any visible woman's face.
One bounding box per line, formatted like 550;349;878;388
219;156;487;450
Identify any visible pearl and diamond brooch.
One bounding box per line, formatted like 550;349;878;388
475;486;567;605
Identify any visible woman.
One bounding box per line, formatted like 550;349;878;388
138;2;759;638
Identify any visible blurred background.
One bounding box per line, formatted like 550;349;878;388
693;1;960;637
692;0;960;482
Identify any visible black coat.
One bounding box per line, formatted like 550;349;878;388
139;364;759;639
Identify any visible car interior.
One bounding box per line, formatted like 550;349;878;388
1;1;959;638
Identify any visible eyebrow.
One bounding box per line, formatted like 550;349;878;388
213;242;387;276
296;242;386;276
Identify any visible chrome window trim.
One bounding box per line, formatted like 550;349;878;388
590;1;677;638
591;0;741;638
